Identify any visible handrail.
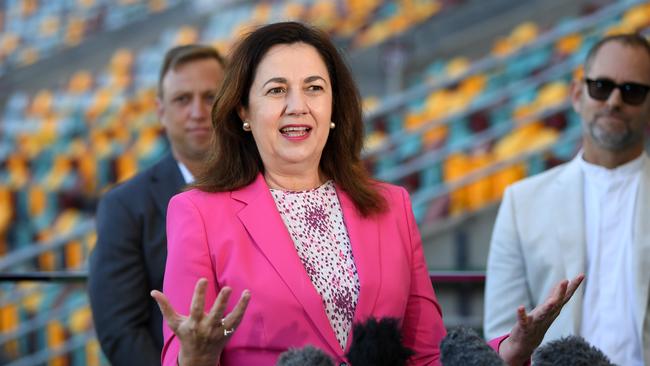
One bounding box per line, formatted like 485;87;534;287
429;270;485;283
362;0;644;121
0;271;88;282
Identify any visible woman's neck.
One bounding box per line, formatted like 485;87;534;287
264;168;326;191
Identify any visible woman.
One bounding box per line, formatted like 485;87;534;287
151;22;582;366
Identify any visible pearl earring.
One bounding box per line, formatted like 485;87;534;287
242;121;251;131
330;122;335;129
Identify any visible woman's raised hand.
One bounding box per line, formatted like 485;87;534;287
151;278;251;366
498;273;584;366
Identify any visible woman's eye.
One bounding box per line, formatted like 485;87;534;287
267;87;286;95
307;85;324;92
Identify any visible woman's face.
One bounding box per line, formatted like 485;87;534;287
239;42;333;177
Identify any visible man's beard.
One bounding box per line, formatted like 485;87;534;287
587;112;642;151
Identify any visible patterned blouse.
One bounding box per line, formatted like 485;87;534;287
270;180;360;350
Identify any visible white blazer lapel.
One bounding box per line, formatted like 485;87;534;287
554;157;587;333
633;154;650;343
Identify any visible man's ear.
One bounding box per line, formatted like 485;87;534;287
156;96;165;124
570;78;583;114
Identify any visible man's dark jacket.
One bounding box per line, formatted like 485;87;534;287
88;154;184;365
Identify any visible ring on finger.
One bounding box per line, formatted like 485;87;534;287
223;327;236;337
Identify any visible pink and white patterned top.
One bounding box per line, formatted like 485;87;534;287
270;180;360;350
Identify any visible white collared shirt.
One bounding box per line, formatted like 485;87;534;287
177;161;194;184
579;152;646;366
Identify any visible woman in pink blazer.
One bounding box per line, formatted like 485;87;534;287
151;22;582;366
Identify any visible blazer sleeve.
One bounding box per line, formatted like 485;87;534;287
398;187;446;365
161;193;220;366
88;192;161;366
484;186;532;339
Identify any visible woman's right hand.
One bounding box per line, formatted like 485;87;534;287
151;278;251;366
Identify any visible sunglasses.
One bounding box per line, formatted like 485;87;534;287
584;78;650;105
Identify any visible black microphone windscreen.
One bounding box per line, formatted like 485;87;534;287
276;345;335;366
440;327;505;366
532;335;614;366
345;317;414;366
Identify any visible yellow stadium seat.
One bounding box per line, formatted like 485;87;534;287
363;130;387;151
86;339;102;366
40;15;60;37
423;124;448;147
534;81;569;111
443;153;471;215
622;3;650;30
308;0;338;32
28;185;47;218
21;283;44;313
116;150;138;183
175;26;199;45
459;74;487;100
86;88;114;122
466;151;493;211
43;155;71;190
362;96;380;114
65;17;86;46
284;2;305;19
492;37;515;57
110;49;134;74
491;164;526;200
0;303;18;333
19;46;39;66
78;153;98;195
69;306;91;333
510;21;539;47
445;57;470;78
29;89;53;117
53;209;81;235
0;303;19;358
78;0;96;7
0;186;14;236
6;154;29;188
47;321;67;366
149;0;168;12
555;33;582;56
90;130;112;157
252;2;272;23
20;0;39;17
1;33;20;59
68;71;94;94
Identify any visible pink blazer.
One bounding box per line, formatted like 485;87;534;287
161;174;462;365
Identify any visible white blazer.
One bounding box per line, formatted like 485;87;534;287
484;153;650;364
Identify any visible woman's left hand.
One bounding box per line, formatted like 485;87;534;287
498;273;584;366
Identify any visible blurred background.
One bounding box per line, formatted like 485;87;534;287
0;0;649;364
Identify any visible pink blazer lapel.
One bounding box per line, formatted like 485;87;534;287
231;174;342;355
335;186;381;350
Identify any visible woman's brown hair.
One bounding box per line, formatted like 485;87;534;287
194;21;386;216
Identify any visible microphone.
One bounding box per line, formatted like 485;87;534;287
532;335;614;366
345;317;414;366
440;327;505;366
276;345;335;366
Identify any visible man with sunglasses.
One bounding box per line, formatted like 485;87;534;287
484;33;650;366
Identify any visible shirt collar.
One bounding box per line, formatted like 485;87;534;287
578;150;646;181
177;161;194;184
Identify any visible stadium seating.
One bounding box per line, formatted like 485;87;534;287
1;0;649;364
